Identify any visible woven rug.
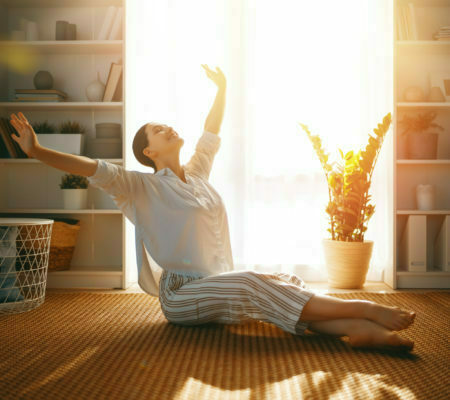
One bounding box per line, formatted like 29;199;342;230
0;291;449;400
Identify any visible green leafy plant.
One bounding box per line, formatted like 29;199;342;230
59;173;88;189
398;111;444;136
59;120;86;134
31;120;56;133
299;112;392;242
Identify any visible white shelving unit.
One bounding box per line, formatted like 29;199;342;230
392;0;450;288
0;0;133;289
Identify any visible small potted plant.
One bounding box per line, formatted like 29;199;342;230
398;111;444;159
32;120;56;151
299;112;392;289
32;119;86;155
59;173;89;209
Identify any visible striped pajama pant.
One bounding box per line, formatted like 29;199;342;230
158;269;316;336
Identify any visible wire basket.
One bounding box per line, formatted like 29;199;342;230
0;218;53;315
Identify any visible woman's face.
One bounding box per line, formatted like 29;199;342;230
144;123;184;160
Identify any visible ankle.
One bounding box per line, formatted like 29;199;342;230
353;300;376;320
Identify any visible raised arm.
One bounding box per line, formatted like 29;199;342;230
201;64;226;135
9;112;97;177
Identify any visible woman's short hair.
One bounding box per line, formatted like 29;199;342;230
133;123;157;172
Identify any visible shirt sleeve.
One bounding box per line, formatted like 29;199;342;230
87;159;140;223
184;130;221;181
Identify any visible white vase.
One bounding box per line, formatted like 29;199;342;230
86;71;105;102
416;184;435;210
62;189;88;209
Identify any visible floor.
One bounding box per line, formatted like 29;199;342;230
46;281;449;294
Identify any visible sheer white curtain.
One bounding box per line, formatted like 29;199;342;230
126;0;393;282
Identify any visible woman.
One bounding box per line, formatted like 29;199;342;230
10;64;415;352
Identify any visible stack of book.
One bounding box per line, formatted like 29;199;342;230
0;117;29;158
433;26;450;41
13;89;68;103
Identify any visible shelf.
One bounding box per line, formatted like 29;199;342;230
396;0;450;6
397;102;450;110
397;210;450;215
396;271;450;289
0;209;122;214
49;265;122;274
0;158;123;164
0;0;123;7
46;265;123;289
397;270;450;276
0;0;129;291
0;102;123;111
396;40;450;54
397;159;450;164
0;40;123;55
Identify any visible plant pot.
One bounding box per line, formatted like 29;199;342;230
397;134;408;159
62;189;88;209
37;133;85;155
407;132;438;159
322;238;374;289
87;138;122;158
95;123;121;138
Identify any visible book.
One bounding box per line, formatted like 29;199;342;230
98;6;117;40
403;6;412;40
3;117;28;158
399;215;427;272
108;7;123;40
0;119;12;158
434;216;450;272
13;98;66;102
0;118;18;158
103;62;122;102
112;71;123;101
408;2;418;40
401;6;408;40
15;93;65;98
15;89;68;97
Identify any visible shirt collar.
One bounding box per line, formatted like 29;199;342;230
155;165;186;177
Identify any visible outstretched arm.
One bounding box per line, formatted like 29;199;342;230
9;112;97;177
202;64;226;135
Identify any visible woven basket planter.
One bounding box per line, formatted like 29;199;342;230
322;238;374;289
48;220;81;271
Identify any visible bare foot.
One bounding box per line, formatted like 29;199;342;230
348;319;414;352
365;301;416;331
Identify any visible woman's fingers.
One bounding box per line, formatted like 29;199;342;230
10;120;21;134
10;115;25;133
201;64;214;73
11;114;24;128
18;112;29;124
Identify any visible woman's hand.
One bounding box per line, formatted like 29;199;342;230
201;64;226;90
9;112;40;158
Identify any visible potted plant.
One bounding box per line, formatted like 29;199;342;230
59;173;89;209
299;112;392;289
398;111;444;159
32;119;86;155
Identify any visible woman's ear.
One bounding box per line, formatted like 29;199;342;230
146;148;157;159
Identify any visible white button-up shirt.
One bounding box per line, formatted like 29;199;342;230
87;130;234;297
